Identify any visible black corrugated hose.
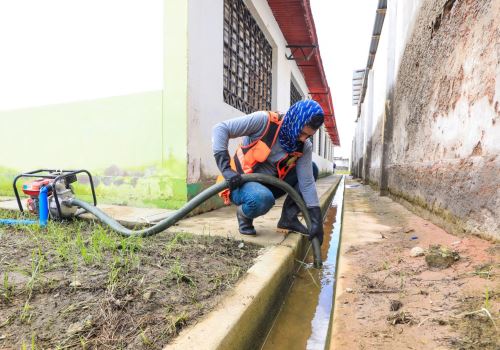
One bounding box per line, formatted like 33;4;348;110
68;173;322;268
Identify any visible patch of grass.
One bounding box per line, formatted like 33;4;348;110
168;260;195;287
166;312;189;335
164;232;194;255
209;273;223;291
139;328;153;346
20;248;46;323
79;336;88;350
107;256;123;293
1;271;13;302
449;290;499;349
471;263;495;279
230;266;241;281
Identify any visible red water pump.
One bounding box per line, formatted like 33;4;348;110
14;169;97;220
22;178;54;214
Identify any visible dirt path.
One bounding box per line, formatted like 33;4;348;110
330;178;499;350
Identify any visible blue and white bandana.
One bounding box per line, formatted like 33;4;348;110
278;100;324;153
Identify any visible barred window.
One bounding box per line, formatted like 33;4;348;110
223;0;272;113
290;80;303;106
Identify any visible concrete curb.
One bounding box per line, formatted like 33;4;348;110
166;177;341;350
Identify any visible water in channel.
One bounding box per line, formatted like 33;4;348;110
261;176;345;350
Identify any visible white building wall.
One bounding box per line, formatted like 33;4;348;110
187;0;333;183
353;0;423;180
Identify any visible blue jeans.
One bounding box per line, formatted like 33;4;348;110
230;163;319;219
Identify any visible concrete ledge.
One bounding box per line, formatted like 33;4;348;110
167;176;341;349
168;234;306;350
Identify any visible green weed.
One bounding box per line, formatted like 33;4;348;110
484;287;491;310
139;328;153;346
164;232;193;255
230;266;241;281
107;256;122;292
168;260;195;286
1;271;13;302
166;311;189;334
79;336;88;349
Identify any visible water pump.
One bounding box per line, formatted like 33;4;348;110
14;169;97;220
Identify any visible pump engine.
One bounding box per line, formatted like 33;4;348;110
14;169;97;221
21;173;78;219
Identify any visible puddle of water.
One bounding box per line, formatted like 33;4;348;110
261;177;345;350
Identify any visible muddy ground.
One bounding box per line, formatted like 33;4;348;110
332;178;499;350
0;209;259;349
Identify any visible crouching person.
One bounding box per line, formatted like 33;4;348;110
212;100;325;245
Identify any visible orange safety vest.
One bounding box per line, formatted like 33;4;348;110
217;111;304;205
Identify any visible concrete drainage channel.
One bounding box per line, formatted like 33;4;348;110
261;176;345;350
168;176;343;350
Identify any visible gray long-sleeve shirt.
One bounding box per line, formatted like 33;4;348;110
212;111;319;207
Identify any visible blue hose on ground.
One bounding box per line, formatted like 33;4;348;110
68;173;323;268
0;219;38;226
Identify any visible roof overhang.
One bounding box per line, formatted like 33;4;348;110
268;0;340;146
355;0;387;121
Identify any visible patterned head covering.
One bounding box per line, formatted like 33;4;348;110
278;100;324;153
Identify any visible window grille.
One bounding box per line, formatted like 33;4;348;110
290;81;303;106
223;0;272;113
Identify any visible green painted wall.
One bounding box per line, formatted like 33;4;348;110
0;91;187;208
163;0;188;165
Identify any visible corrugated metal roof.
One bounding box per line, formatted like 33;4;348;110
268;0;340;146
356;0;387;120
352;69;365;105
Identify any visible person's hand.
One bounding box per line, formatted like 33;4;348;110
214;150;242;190
307;206;324;245
223;170;243;191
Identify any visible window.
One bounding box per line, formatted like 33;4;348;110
290;80;303;106
223;0;272;113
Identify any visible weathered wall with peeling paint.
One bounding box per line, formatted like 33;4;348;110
353;0;500;239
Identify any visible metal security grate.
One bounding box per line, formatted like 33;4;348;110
223;0;272;113
290;80;303;106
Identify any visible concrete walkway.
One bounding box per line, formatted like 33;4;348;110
1;176;339;247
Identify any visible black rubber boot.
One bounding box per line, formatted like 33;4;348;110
277;195;308;235
237;206;256;235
